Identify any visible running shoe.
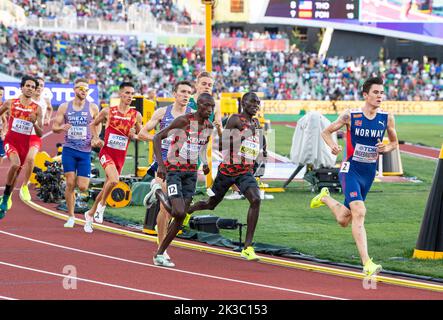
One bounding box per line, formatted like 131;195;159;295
84;211;93;233
94;202;106;224
241;246;260;261
363;258;383;276
20;184;31;202
0;197;7;220
7;193;12;210
144;180;162;207
153;254;175;267
310;187;330;208
224;191;244;200
64;217;75;228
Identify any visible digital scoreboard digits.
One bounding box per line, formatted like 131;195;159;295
265;0;359;20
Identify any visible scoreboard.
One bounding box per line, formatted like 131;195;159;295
265;0;359;20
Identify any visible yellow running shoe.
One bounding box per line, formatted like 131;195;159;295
182;213;192;227
241;246;260;261
363;258;382;276
310;187;330;208
20;184;31;202
7;193;12;210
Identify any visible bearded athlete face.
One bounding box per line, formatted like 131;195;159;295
74;82;89;101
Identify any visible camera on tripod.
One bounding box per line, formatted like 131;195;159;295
34;160;64;203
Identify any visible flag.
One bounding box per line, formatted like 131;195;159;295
55;40;68;53
299;1;313;10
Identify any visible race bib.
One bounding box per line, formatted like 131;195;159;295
238;136;260;160
107;133;128;151
340;161;350;173
179;141;200;161
11;118;33;135
352;143;378;163
67;126;87;140
161;136;173;151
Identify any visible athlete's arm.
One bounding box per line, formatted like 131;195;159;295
31;105;44;137
52;103;71;134
91;107;109;148
376;113;399;154
322;109;350;155
0;99;11;117
138;107;166;141
153;115;189;180
214;100;223;137
44;98;53;126
199;122;214;173
130;112;143;140
90;103;102;136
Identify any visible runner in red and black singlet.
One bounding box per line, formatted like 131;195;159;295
188;92;268;262
83;82;143;233
151;93;214;268
0;76;43;218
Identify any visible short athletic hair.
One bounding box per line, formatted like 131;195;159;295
197;71;213;81
362;77;383;94
20;75;38;88
119;82;134;90
74;78;88;85
173;80;193;93
0;86;4;91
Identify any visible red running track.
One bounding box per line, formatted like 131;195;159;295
0;131;442;300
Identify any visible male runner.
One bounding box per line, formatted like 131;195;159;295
152;93;214;267
84;82;143;233
138;80;193;257
20;77;53;201
187;92;266;261
188;71;222;136
0;76;42;218
310;77;399;276
52;78;100;228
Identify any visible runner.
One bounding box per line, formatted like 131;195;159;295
84;82;143;233
138;80;193;258
310;77;399;276
0;76;42;218
187;92;267;261
152;93;214;267
20;77;53;202
52;78;100;228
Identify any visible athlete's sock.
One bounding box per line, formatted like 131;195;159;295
3;185;12;197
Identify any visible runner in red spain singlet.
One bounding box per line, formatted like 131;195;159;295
83;82;143;233
0;76;42;219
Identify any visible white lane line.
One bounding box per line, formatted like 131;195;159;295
400;150;438;161
41;131;53;139
0;230;347;300
0;260;189;300
0;295;18;300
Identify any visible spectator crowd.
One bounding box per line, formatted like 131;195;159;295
1;24;442;103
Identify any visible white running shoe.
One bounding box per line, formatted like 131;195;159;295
153;254;175;267
64;217;75;228
224;191;244;200
163;250;170;260
94;203;106;224
144;180;162;207
84;211;93;233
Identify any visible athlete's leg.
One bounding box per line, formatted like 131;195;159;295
322;195;352;227
242;186;261;248
88;164;119;218
22;146;39;188
349;200;370;265
156;197;192;256
64;172;76;218
156;178;171;246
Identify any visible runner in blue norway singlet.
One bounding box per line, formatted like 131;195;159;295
339;109;388;209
